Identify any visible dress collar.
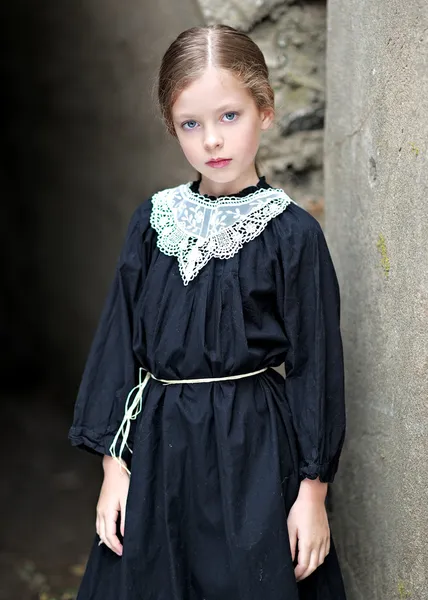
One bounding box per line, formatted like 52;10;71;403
150;180;295;285
189;176;270;200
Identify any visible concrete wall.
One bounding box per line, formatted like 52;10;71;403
325;1;428;598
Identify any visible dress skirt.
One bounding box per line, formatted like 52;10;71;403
75;370;346;600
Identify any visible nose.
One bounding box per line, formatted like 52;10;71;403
203;126;223;152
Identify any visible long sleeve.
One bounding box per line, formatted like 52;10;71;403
68;202;153;461
281;219;346;483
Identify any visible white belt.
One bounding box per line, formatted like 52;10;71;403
109;367;268;474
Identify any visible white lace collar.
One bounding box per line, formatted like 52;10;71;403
150;181;295;285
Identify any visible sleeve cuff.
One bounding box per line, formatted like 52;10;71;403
299;458;339;484
68;426;132;464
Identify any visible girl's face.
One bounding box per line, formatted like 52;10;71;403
172;67;273;194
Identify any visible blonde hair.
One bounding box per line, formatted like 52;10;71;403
157;25;275;137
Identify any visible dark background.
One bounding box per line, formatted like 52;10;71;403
0;2;195;598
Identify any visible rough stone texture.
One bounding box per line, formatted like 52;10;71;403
198;0;292;31
251;4;326;220
197;0;327;220
325;1;428;598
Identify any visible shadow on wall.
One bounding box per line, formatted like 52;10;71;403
0;0;199;393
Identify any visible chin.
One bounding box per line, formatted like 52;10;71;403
199;168;238;183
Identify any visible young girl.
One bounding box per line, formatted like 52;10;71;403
69;24;347;600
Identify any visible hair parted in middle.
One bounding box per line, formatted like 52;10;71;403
157;24;275;137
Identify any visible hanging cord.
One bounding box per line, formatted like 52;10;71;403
109;366;269;474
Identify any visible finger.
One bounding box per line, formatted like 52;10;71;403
120;511;125;539
120;483;129;539
294;544;310;581
120;504;126;539
288;527;297;562
298;549;319;582
105;511;123;556
326;536;331;556
98;515;106;547
318;543;326;567
100;514;116;554
309;548;320;575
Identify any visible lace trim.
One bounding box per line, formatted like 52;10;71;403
150;182;295;285
173;182;281;207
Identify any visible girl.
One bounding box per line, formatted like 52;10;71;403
69;24;347;600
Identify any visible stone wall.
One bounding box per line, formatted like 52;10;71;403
325;1;428;598
198;0;327;222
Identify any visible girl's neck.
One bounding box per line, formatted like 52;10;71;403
198;166;260;197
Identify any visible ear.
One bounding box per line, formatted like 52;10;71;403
260;107;274;130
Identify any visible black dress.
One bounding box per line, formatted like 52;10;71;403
69;177;347;600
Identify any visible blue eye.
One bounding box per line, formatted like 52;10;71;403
223;112;238;122
182;120;198;130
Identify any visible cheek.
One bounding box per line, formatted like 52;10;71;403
177;133;199;163
233;123;261;154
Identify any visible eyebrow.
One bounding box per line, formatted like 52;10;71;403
174;103;242;121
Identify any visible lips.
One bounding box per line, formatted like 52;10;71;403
206;158;232;169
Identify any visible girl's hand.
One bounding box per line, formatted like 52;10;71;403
287;478;330;582
96;455;130;556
